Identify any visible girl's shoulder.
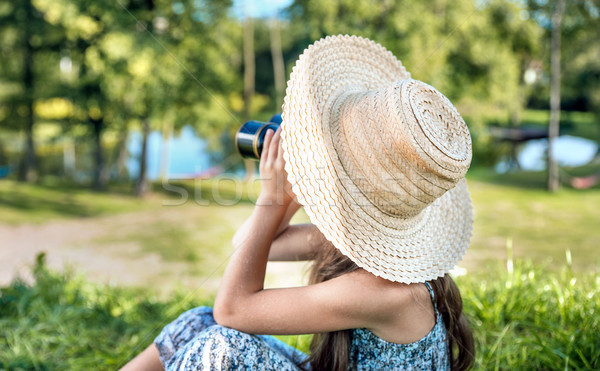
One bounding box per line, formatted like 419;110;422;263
339;269;436;344
341;269;427;307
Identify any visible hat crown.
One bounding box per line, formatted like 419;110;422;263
402;80;471;163
280;34;473;283
330;79;472;218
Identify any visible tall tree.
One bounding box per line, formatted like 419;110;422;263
559;0;600;149
32;0;126;189
0;0;63;181
20;0;36;182
270;19;285;109
243;15;256;180
547;0;566;192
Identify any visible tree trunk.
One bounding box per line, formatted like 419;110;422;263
270;19;285;109
547;0;565;192
243;16;256;181
135;118;150;197
114;127;129;180
19;0;37;182
22;104;36;182
63;138;75;179
508;83;525;171
159;119;172;182
91;117;107;190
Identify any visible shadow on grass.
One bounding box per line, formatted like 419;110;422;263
0;176;260;224
0;184;95;218
0;178;154;223
152;178;260;206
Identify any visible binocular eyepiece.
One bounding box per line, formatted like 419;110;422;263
235;114;282;160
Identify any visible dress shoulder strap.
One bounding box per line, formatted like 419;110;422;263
424;281;439;317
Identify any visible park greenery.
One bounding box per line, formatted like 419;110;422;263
1;250;598;370
1;0;599;191
1;0;599;369
0;166;599;368
1;168;599;269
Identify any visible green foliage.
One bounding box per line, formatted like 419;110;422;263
285;0;552;166
528;0;600;115
456;257;600;369
0;0;65;130
0;0;243;185
287;0;539;110
1;253;597;369
0;179;158;224
2;0;599;179
0;253;214;370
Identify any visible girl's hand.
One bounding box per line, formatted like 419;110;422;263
257;126;296;208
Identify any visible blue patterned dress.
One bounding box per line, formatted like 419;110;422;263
154;282;449;370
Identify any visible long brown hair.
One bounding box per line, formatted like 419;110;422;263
303;242;475;371
429;274;475;370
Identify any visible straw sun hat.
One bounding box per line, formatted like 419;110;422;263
280;35;473;284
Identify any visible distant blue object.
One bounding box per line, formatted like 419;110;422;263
268;113;282;124
231;0;293;20
0;165;11;178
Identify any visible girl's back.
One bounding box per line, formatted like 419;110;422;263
306;246;463;370
348;282;448;370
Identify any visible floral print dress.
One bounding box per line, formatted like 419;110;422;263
154;282;449;370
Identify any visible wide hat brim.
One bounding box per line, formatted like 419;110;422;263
281;35;473;283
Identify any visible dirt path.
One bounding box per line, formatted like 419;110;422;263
0;207;309;296
1;206;492;296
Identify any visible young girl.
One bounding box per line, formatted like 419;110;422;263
123;35;475;371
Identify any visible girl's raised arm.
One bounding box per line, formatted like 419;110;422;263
213;126;407;336
267;223;327;261
231;129;325;262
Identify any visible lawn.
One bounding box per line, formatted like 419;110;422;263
0;179;160;225
3;164;598;273
466;166;600;273
0;253;597;370
0;167;599;369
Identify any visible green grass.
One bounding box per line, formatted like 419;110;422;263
0;179;158;225
0;254;214;370
0;177;263;225
2;167;599;274
520;109;599;141
465;166;600;273
1;168;598;369
1;253;597;370
93;204;253;278
457;254;600;369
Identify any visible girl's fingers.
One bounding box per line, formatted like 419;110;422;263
277;131;287;166
270;127;281;160
262;129;274;164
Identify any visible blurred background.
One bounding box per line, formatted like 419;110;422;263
0;0;599;369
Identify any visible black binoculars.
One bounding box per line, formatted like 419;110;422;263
235;114;282;160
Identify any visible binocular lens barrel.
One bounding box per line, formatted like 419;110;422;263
235;121;280;160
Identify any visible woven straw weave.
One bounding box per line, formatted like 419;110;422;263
280;35;473;283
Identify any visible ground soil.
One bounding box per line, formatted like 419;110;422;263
0;207;311;296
